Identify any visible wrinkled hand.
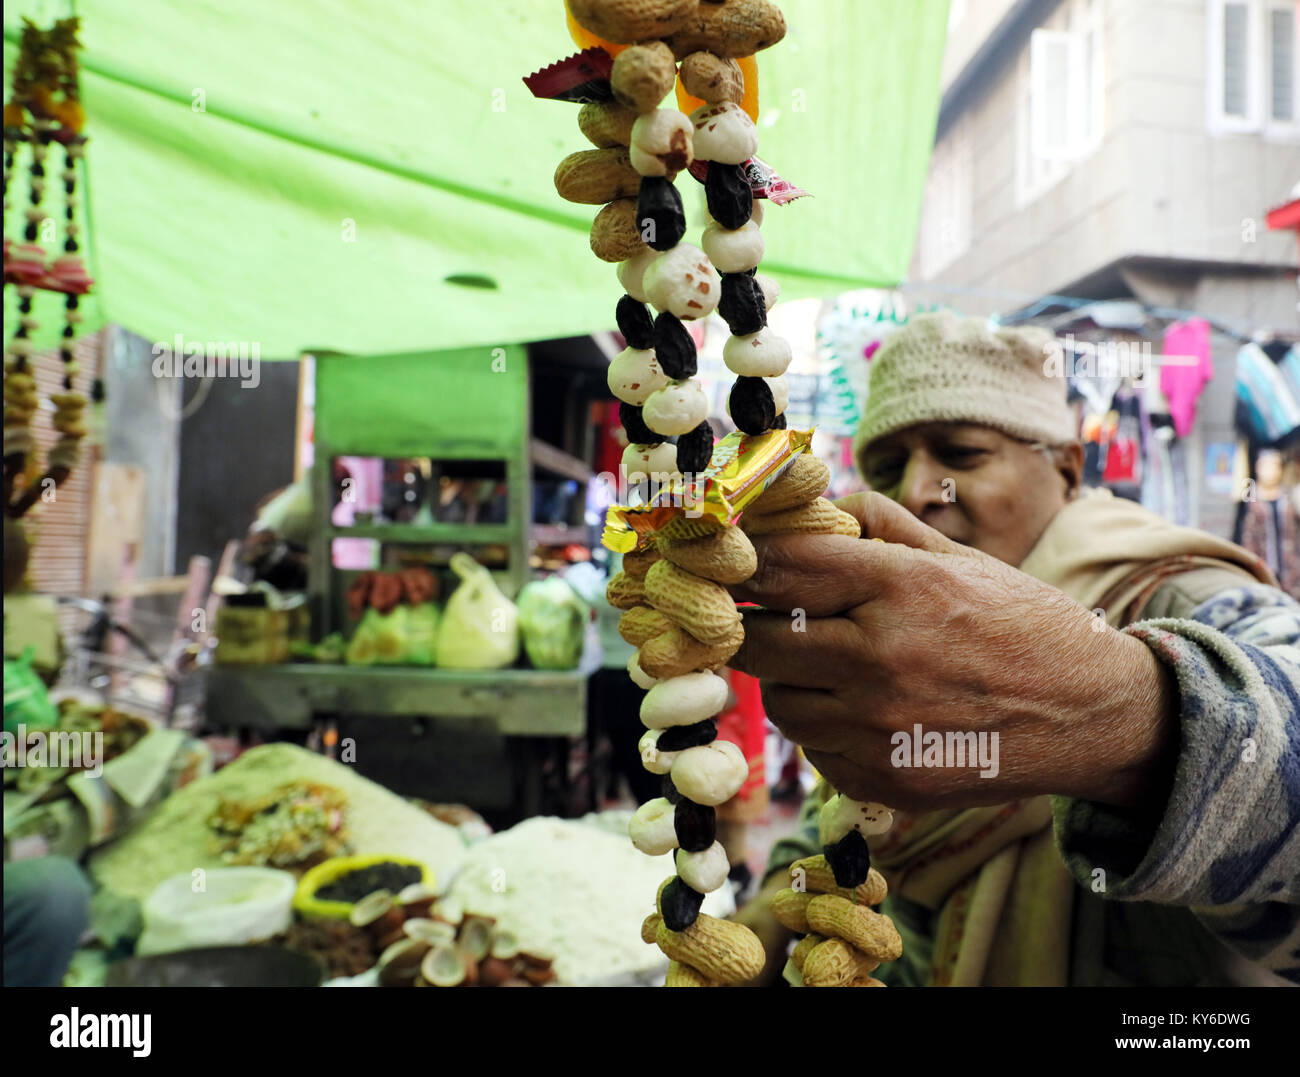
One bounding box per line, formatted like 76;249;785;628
728;493;1177;812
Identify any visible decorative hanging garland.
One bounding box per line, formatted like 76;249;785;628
3;16;93;520
529;0;904;988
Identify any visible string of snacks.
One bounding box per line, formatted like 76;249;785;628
3;17;93;518
543;2;903;988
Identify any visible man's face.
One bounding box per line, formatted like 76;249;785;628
858;423;1077;567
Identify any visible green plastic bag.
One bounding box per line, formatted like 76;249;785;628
4;647;57;735
517;577;589;671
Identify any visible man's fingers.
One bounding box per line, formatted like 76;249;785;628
757;682;855;753
834;491;965;555
730;611;871;689
803;749;878;804
728;533;899;613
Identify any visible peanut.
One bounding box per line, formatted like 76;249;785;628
606;571;647;610
619;606;677;646
789;933;825;972
643;559;741;645
554;148;642;205
789;856;889;906
802;937;881;988
664;960;716;987
741;497;861;537
805;895;903;963
770;888;814;933
641;912;663;944
568;0;697;44
745;454;830;515
655;913;764;985
657;526;757;584
622;544;663;579
666;0;788;58
591;198;650;263
612;41;678;112
579;100;640;148
678;52;745;104
638;622;743;679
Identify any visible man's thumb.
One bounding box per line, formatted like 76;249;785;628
834;492;964;554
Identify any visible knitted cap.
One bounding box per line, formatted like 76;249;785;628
853;312;1077;464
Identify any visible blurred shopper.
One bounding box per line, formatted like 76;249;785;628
734;313;1300;986
3;857;92;987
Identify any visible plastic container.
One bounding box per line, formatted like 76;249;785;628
136;867;297;955
292;854;434;920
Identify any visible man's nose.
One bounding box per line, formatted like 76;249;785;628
897;454;949;517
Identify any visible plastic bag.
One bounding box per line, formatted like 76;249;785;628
405;602;441;666
434;553;519;670
518;576;589;670
136;867;297;955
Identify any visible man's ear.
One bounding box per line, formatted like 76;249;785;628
1055;442;1085;496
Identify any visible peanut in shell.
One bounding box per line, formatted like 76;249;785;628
741;497;860;537
591;199;650;263
656;526;757;585
578;100;640;148
745;454;830;515
638;622;743;680
642;559;741;646
554;148;642;205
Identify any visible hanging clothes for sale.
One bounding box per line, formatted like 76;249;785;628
1160;319;1213;439
1101;390;1143;498
1235;342;1300;447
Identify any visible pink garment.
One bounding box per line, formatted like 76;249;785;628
1160;319;1213;438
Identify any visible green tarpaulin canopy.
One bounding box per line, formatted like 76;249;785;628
4;0;948;357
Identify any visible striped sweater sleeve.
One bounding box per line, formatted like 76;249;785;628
1051;583;1300;982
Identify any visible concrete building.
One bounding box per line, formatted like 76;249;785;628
909;0;1300;536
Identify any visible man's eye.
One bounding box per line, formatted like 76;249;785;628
865;463;903;487
940;447;987;466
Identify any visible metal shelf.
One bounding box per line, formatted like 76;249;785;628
204;663;589;736
326;523;513;544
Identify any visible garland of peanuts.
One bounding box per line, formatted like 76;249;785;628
613;458;904;986
554;0;905;987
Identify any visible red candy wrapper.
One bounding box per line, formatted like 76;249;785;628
688;155;808;205
523;48;615;104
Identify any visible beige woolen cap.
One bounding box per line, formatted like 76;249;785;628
852;311;1077;466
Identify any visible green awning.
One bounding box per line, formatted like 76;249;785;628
4;0;948;357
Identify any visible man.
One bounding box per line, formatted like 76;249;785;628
732;312;1300;986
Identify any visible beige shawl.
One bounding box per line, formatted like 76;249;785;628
865;489;1274;986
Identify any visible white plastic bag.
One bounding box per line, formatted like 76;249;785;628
434;553;520;670
136;867;297;955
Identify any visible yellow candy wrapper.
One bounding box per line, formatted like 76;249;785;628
603;428;814;553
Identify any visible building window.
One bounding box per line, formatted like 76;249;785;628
1208;0;1300;136
1269;4;1296;124
918;124;971;279
1017;0;1105;206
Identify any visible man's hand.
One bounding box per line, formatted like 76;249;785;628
728;493;1178;812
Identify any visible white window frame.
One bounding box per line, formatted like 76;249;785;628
1208;0;1300;138
1263;0;1300;138
1017;0;1106;208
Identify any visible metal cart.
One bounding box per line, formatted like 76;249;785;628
203;344;595;822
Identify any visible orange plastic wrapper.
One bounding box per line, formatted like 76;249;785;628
602;427;813;552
